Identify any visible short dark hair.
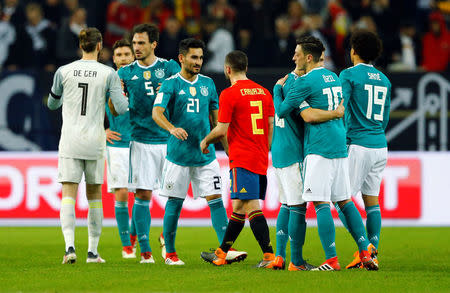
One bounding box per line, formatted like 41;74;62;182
179;38;205;55
131;23;159;43
296;35;325;63
225;50;248;72
350;30;382;63
112;39;132;53
79;27;102;52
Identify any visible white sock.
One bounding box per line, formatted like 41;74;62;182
88;200;103;255
60;197;76;251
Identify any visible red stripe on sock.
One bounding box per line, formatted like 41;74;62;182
248;210;263;221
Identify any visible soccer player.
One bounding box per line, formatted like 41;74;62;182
47;27;128;264
200;50;275;267
118;23;180;263
277;35;378;271
337;30;391;269
105;39;136;258
270;52;344;271
152;38;246;265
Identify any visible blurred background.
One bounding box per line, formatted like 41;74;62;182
0;0;448;152
0;0;449;225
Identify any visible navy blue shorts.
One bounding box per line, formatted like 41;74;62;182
229;167;267;200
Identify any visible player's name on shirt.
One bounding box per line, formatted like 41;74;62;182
73;69;98;78
240;88;266;96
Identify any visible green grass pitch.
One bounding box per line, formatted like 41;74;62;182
1;226;449;292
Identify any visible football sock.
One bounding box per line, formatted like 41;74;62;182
315;203;337;260
207;197;228;243
163;198;184;254
249;210;273;254
335;203;349;231
365;204;381;249
340;201;370;252
114;200;131;247
133;198;151;253
289;206;307;266
130;201;136;236
87;200;103;255
219;212;245;253
275;204;289;259
60;197;76;251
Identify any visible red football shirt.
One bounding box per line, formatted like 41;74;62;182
218;79;274;175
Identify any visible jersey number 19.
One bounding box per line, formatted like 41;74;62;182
364;84;387;121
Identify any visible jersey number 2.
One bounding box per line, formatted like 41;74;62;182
78;83;88;116
250;100;264;135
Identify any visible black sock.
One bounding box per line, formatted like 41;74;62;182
249;210;273;254
219;212;245;253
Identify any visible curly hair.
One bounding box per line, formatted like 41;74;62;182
350;30;383;63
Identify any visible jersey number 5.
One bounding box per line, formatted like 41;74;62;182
145;81;154;96
364;84;387;121
78;83;88;116
250;100;264;135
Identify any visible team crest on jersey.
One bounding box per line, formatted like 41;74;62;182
143;71;151;80
200;86;209;96
155;69;165;79
189;87;197;96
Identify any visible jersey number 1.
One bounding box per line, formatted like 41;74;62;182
78;83;88;116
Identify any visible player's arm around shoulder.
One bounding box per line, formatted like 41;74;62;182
278;75;308;118
300;99;345;123
48;67;64;110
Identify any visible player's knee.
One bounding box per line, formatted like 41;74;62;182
114;188;129;202
135;189;152;201
205;194;221;201
362;195;378;207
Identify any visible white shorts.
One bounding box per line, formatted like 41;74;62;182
106;146;130;192
129;141;166;191
302;154;351;203
274;162;305;206
160;159;222;199
58;156;104;184
348;144;387;196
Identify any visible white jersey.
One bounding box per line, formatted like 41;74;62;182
49;59;128;160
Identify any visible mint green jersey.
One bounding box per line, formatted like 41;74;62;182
105;89;132;148
118;58;180;144
272;72;304;168
279;67;347;159
340;63;391;148
154;73;218;166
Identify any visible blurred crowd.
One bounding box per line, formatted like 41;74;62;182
0;0;449;73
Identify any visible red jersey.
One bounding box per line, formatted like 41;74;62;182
218;79;274;175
